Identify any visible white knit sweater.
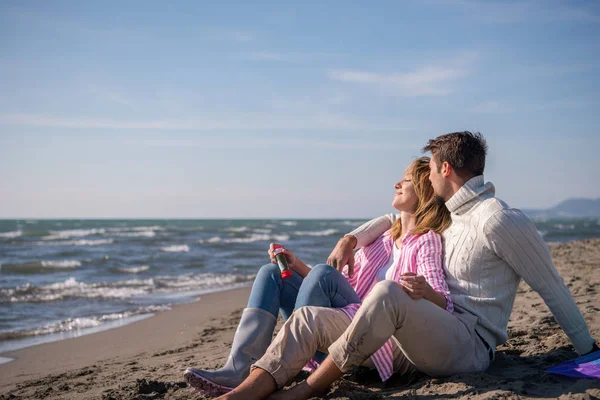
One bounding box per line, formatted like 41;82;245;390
348;176;594;355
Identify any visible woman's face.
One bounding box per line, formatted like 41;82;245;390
392;166;419;213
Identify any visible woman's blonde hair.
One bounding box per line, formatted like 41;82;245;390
390;156;451;240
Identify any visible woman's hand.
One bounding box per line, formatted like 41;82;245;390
399;272;431;299
268;243;298;269
400;272;447;309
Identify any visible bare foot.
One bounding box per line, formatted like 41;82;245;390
266;381;321;400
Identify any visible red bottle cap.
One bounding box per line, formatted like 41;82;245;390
273;244;284;255
280;269;292;279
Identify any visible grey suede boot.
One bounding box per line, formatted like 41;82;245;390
184;307;277;397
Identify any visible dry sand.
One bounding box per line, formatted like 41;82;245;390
1;239;599;399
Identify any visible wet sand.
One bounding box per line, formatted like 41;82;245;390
1;240;599;399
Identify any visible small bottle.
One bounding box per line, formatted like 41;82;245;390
272;244;292;279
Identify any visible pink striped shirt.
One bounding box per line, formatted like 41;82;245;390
339;229;452;381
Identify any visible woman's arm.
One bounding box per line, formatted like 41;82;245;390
407;231;453;312
289;255;311;278
400;273;448;309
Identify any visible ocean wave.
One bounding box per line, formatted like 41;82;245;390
253;228;272;233
161;245;190;252
280;221;297;226
0;230;23;239
0;305;171;340
223;234;290;244
199;236;222;243
107;225;165;233
0;277;151;303
342;220;364;227
553;224;575;230
34;239;115;246
294;229;338;237
225;226;249;232
112;265;151;274
0;260;82;274
43;228;106;240
110;231;156;237
0;273;254;304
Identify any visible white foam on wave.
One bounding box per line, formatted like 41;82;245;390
342;220;363;227
225;226;249;232
111;231;156;237
34;239;115;246
114;265;150;274
294;229;338;237
153;272;254;291
1;271;255;305
106;225;165;233
43;228;106;240
223;234;290;244
0;305;172;341
40;260;82;268
253;228;271;233
0;277;151;303
280;221;297;226
0;230;22;239
553;224;575;230
199;236;222;244
161;245;190;252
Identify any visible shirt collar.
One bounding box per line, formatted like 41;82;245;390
445;175;495;215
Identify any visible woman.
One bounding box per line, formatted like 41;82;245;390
187;156;451;397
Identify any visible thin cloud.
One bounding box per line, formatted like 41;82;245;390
0;112;414;131
328;65;467;96
126;137;394;150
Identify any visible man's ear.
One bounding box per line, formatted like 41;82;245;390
441;161;452;178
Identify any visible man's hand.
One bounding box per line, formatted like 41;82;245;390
399;272;431;300
327;235;357;277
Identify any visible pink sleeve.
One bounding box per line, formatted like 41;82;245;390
416;231;453;313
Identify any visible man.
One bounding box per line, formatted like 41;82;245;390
215;131;597;400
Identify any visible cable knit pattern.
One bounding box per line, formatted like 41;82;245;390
349;176;595;355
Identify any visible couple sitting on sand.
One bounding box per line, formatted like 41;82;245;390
184;131;598;399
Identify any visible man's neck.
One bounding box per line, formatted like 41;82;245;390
443;175;472;202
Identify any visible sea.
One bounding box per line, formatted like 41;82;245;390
1;218;599;358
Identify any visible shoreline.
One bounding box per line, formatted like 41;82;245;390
0;283;252;359
0;286;251;391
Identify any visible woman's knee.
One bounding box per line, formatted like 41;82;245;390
306;263;337;281
255;263;283;282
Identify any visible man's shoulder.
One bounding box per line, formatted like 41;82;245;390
480;198;533;232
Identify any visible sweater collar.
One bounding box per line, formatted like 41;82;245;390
445;175;495;215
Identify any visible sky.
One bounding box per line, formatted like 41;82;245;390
1;0;599;219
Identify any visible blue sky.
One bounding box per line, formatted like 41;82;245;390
1;0;599;218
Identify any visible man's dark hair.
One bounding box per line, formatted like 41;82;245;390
422;131;488;178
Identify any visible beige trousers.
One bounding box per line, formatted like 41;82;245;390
254;280;490;389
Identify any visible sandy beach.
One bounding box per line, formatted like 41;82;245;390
1;239;599;400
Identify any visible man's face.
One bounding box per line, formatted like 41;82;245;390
428;156;443;197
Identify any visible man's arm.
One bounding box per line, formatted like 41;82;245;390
327;214;397;276
485;209;595;355
348;213;398;249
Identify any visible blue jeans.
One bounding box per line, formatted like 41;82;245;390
247;263;361;320
247;263;361;362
